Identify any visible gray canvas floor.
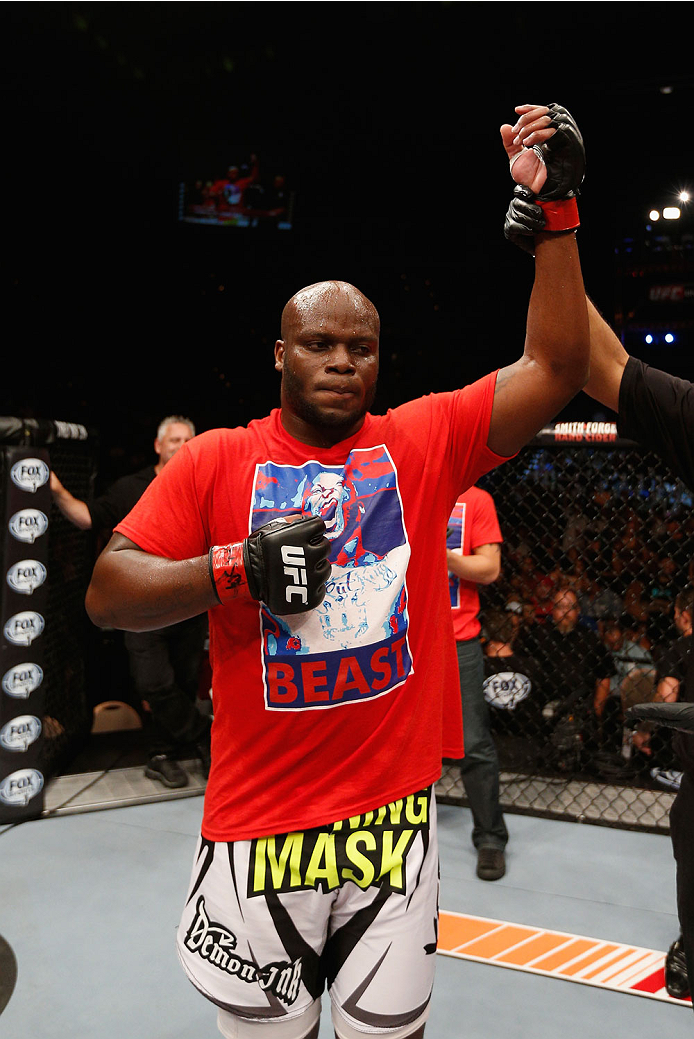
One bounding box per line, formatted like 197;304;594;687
1;793;691;1038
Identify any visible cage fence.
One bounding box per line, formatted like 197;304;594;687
437;424;693;834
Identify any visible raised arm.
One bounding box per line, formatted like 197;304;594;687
488;104;590;458
583;296;629;412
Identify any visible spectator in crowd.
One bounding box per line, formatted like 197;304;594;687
597;622;655;749
622;579;652;647
602;622;654;694
578;576;624;635
506;522;533;566
482;609;543;769
510;598;544;657
51;416;211;788
508;553;545;605
632;589;693;758
645;555;677;644
531;574;555;626
502;597;524;641
561;507;589;557
446;486;507;881
516;586;615;748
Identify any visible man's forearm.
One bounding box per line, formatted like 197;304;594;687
487;232;590;457
50;473;93;529
583;297;628;412
86;540;217;632
526;232;589;389
446;548;500;585
593;677;611;717
655;676;679;703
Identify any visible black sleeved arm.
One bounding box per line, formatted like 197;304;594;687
618;357;694;491
88;468;156;533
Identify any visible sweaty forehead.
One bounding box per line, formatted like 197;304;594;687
281;282;380;340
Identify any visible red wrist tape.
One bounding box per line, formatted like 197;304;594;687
537;196;580;232
209;542;248;604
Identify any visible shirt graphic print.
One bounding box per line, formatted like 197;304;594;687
447;500;467;609
251;445;413;711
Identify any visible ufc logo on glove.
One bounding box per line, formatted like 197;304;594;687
282;545;309;605
210;514;330;616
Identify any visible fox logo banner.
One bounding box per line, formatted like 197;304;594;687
2;663;44;699
251;446;413;711
8;510;49;545
10;459;49;494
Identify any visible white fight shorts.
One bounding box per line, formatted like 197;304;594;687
177;787;438;1036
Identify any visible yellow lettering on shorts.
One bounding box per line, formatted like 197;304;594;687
252;833;304;892
342;830;377;888
387;798;404;825
378;829;415;891
304;832;339;890
405;793;428;826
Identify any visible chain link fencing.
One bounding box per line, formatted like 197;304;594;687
438;423;693;834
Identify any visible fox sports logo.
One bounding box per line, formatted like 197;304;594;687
2;663;44;698
3;611;45;647
10;458;49;493
6;560;47;596
0;768;44;807
0;715;42;752
9;509;49;544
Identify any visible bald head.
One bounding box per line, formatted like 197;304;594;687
274;280;380;447
280;281;380;342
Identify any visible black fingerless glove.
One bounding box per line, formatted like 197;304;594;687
507;103;585;249
504;185;545;254
210;515;331;615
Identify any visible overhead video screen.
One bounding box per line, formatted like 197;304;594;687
178;153;294;229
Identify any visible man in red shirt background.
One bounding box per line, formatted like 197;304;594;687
446;486;507;880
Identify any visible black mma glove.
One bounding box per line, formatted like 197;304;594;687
624;701;694;735
504;184;546;254
535;103;585;203
507;104;585;246
209;514;330;615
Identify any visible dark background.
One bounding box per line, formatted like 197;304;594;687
6;3;693;487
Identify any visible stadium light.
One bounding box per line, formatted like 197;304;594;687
679;191;690;203
663;207;681;219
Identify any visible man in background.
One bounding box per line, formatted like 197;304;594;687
446;486;507;880
51;416;211;788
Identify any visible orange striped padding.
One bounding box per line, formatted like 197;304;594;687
438;911;691;1006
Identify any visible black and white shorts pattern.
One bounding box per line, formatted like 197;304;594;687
177;788;439;1035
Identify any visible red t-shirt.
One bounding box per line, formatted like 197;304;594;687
447;486;503;641
116;374;510;841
